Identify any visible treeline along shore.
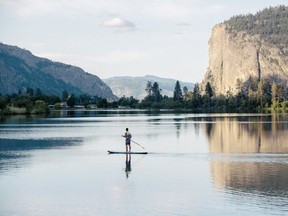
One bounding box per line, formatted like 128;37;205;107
0;78;287;115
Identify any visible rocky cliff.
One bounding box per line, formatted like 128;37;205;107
0;43;117;100
202;6;288;95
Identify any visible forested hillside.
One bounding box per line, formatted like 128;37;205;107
224;5;288;49
0;43;117;100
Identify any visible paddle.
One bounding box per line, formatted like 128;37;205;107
131;140;145;149
122;136;145;149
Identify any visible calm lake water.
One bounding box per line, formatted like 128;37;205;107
1;110;288;216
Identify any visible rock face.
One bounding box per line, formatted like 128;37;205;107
202;6;288;95
0;43;117;100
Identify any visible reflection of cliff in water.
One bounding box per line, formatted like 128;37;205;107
211;159;288;197
207;115;288;202
204;115;288;153
0;138;82;174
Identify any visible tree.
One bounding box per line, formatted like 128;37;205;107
183;86;189;101
205;82;214;98
26;87;34;96
271;81;278;102
34;100;49;113
54;102;62;109
62;90;69;102
173;81;183;102
145;81;152;97
12;95;34;112
143;81;162;105
192;84;201;100
151;82;162;102
67;94;76;108
79;94;90;107
35;88;42;96
97;98;108;108
47;95;61;105
188;83;202;108
277;84;284;102
0;96;7;112
257;80;264;108
118;96;139;108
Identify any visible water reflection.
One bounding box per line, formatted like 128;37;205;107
205;114;288;211
49;109;162;118
0;115;45;124
0;138;81;174
125;154;132;179
203;114;288;153
211;159;288;196
1;112;288;215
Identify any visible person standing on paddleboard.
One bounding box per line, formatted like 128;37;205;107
122;128;132;152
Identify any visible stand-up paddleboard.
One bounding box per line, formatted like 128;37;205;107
108;151;148;154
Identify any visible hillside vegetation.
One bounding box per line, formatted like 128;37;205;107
224;5;288;49
0;43;117;100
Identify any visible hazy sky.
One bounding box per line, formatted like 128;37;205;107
0;0;287;83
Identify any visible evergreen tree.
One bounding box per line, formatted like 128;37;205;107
190;83;202;108
26;87;34;96
62;90;69;102
173;81;183;102
151;82;162;102
79;94;90;107
0;96;7;112
145;81;152;97
97;98;108;108
35;88;42;96
183;86;189;100
205;82;214;98
67;94;76;108
271;81;278;102
257;81;264;108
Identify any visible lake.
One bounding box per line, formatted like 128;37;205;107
1;110;288;216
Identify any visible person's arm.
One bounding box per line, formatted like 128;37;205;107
122;132;127;137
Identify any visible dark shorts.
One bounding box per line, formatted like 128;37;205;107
125;139;131;145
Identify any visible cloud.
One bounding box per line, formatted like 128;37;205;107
101;17;136;32
176;22;191;27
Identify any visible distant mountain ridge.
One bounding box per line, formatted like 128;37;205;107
0;43;117;100
104;75;194;99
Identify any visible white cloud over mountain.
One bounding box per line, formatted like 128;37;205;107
101;18;136;32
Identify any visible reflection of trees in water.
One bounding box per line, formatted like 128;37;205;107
211;160;288;198
0;115;43;124
0;138;82;174
202;114;288;153
50;109;153;118
174;118;182;138
205;123;214;138
208;115;288;205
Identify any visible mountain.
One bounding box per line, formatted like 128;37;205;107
0;43;117;100
104;75;194;100
201;5;288;95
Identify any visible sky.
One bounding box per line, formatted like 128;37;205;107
0;0;287;83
